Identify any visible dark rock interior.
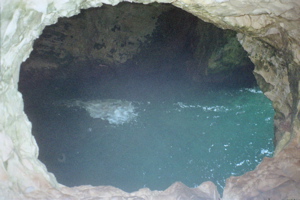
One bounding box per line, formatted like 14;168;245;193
19;3;255;91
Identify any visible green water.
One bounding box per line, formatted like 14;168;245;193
23;77;274;193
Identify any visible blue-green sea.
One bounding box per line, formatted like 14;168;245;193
23;76;274;193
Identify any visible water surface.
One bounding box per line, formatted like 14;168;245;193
23;76;274;193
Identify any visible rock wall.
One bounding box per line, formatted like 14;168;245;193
26;3;171;67
1;0;300;199
20;3;252;87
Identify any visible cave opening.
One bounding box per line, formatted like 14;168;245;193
18;2;274;193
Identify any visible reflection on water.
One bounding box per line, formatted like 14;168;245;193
22;77;274;193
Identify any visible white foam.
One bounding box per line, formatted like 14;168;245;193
174;102;230;112
260;148;273;156
175;102;190;108
244;88;263;94
265;117;272;122
60;99;138;125
236;160;245;166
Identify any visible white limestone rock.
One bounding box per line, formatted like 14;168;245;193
1;0;300;199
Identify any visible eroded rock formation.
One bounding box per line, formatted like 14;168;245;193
1;0;300;199
19;3;252;87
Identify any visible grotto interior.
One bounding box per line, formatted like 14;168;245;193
1;0;300;200
18;1;269;194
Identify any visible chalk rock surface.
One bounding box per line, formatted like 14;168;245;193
1;0;300;199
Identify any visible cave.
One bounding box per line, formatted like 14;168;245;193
18;2;274;194
1;0;300;199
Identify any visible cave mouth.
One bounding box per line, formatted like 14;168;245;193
18;3;274;193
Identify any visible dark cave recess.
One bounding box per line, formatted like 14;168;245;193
19;2;255;92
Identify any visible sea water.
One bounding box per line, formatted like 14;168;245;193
24;77;274;193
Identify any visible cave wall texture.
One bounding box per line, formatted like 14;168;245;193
19;3;252;88
1;0;300;199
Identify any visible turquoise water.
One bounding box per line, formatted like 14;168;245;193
22;76;274;193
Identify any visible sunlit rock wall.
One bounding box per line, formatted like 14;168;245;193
1;0;300;199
